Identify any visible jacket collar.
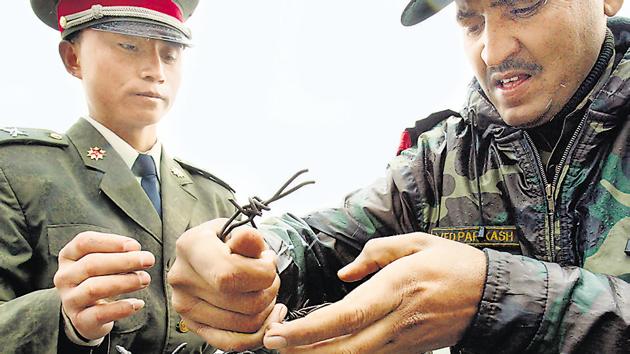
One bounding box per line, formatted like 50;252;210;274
66;118;163;242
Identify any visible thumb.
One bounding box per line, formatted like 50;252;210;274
337;251;381;282
226;226;267;258
268;303;288;326
338;233;426;282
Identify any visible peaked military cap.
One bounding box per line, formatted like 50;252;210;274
31;0;199;45
401;0;453;26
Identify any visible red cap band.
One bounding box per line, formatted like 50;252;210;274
56;0;184;32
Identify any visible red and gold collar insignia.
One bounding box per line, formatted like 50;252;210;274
87;146;106;160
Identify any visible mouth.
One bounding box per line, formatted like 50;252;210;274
135;92;165;100
494;73;532;91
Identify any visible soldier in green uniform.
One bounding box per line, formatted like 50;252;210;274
0;1;283;353
167;0;630;353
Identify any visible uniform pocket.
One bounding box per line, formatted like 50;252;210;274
46;224;148;334
47;224;111;256
47;224;110;257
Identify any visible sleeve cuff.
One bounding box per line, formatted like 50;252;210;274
61;307;105;347
458;249;549;353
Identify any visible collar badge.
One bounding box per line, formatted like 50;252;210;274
87;147;106;161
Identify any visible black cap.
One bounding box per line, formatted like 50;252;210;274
401;0;453;26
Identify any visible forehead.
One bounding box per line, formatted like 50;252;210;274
455;0;533;13
81;29;185;49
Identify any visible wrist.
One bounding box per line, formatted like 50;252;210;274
61;306;105;347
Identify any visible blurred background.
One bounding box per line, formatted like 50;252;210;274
2;1;628;218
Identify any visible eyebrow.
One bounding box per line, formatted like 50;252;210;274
489;0;528;7
456;0;531;20
456;9;478;22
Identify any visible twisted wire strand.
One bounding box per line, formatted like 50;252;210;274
220;169;315;239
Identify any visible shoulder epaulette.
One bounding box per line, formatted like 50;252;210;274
0;127;69;147
173;158;235;193
396;109;460;155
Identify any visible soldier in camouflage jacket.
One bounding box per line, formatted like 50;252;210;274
168;2;630;354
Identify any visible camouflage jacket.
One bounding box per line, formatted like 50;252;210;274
262;19;630;353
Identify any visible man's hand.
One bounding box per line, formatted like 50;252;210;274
263;233;487;354
54;232;155;340
168;219;286;352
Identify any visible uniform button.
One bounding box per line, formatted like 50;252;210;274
59;16;67;29
50;133;63;140
176;319;189;333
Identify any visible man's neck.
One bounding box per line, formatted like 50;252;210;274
92;118;158;152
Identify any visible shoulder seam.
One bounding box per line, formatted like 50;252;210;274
173;158;235;193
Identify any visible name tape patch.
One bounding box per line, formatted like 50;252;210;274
431;226;519;248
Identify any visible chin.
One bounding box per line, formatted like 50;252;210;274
496;103;553;128
130;111;165;127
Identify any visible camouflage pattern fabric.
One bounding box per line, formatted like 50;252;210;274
262;18;630;353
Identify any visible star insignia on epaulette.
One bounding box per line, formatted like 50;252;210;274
87;147;106;160
1;127;28;138
171;167;185;178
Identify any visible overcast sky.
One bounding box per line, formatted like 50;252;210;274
2;2;628;216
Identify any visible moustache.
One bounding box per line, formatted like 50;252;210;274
487;58;543;77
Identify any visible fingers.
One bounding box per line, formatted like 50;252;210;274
264;283;397;350
71;298;145;340
197;274;281;315
210;252;276;293
58;232;142;262
338;233;425;282
274;322;390;354
64;271;151;310
173;291;276;333
172;221;277;293
184;303;288;352
172;266;279;317
226;225;268;258
55;251;155;286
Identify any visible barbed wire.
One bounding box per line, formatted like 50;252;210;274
220;169;315;239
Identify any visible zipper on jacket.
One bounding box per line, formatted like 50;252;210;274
551;110;590;190
523;109;590;263
523;131;554;262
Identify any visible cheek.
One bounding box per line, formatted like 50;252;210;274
465;43;490;92
166;69;183;97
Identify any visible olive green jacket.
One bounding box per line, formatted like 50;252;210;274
0;118;237;353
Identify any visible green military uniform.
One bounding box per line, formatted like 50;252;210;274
262;18;630;353
0;119;237;353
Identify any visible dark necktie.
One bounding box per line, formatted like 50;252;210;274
132;154;162;218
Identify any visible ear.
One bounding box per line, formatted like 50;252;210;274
58;40;82;79
603;0;623;16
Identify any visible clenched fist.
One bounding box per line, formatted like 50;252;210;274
168;219;286;352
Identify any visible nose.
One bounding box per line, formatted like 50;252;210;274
140;46;166;83
480;17;520;68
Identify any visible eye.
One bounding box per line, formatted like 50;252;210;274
462;18;484;36
466;23;483;36
510;0;545;18
161;45;184;63
163;53;178;63
118;42;138;51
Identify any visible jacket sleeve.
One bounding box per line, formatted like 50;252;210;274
0;166;88;354
459;249;630;353
260;145;434;308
